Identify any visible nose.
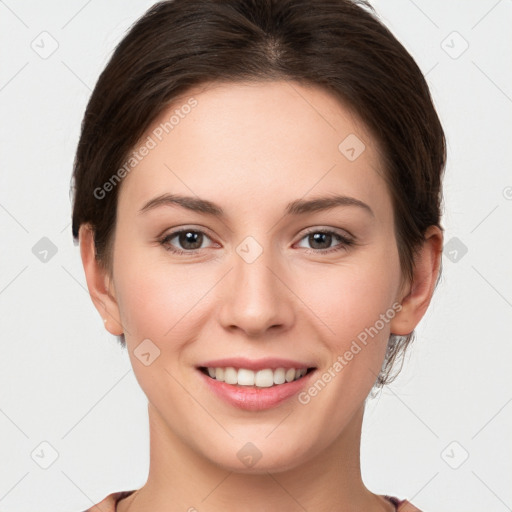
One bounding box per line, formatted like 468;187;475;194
217;242;295;338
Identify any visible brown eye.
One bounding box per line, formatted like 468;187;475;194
160;229;214;254
176;231;204;250
296;229;355;254
307;232;333;250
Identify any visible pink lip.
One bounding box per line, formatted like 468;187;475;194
198;356;315;371
197;366;317;411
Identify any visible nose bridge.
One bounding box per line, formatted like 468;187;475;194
218;234;294;336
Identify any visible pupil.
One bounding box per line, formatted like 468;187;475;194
310;233;331;249
180;231;202;250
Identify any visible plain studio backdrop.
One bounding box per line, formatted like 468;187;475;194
0;1;511;511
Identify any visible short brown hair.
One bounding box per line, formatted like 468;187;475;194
71;0;446;388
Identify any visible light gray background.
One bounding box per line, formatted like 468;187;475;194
1;1;511;511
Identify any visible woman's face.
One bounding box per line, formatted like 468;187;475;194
106;80;406;472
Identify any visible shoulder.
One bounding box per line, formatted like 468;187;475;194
385;495;424;511
79;490;137;512
81;491;422;512
397;500;423;512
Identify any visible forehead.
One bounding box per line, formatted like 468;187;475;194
117;80;391;224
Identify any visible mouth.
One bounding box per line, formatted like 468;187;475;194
196;357;319;410
198;366;317;388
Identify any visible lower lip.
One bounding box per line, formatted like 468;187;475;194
197;368;316;411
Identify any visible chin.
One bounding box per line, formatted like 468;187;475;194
204;439;313;475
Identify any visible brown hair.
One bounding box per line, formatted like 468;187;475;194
71;0;446;388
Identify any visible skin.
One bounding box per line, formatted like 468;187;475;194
80;80;442;512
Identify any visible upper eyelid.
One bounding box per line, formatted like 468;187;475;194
300;226;354;239
159;225;216;241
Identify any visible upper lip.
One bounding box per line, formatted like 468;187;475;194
198;357;316;371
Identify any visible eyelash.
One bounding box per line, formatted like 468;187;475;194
158;228;356;256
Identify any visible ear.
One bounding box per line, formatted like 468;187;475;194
79;224;123;336
390;225;443;336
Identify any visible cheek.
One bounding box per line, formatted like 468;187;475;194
113;246;215;344
297;258;399;344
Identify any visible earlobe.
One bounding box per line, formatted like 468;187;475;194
79;224;124;336
390;225;443;336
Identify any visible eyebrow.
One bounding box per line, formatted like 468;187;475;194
138;193;374;218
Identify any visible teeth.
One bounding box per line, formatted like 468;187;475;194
273;367;286;385
238;368;255;386
285;368;296;382
205;366;310;387
255;369;274;388
224;367;238;384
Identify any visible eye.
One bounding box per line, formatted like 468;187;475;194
159;228;215;255
158;227;356;256
295;229;355;254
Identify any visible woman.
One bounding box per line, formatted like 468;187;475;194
71;0;445;510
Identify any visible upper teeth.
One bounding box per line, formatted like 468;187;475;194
206;367;308;387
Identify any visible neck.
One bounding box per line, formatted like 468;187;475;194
119;403;392;512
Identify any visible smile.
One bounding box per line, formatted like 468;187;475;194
199;366;315;388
